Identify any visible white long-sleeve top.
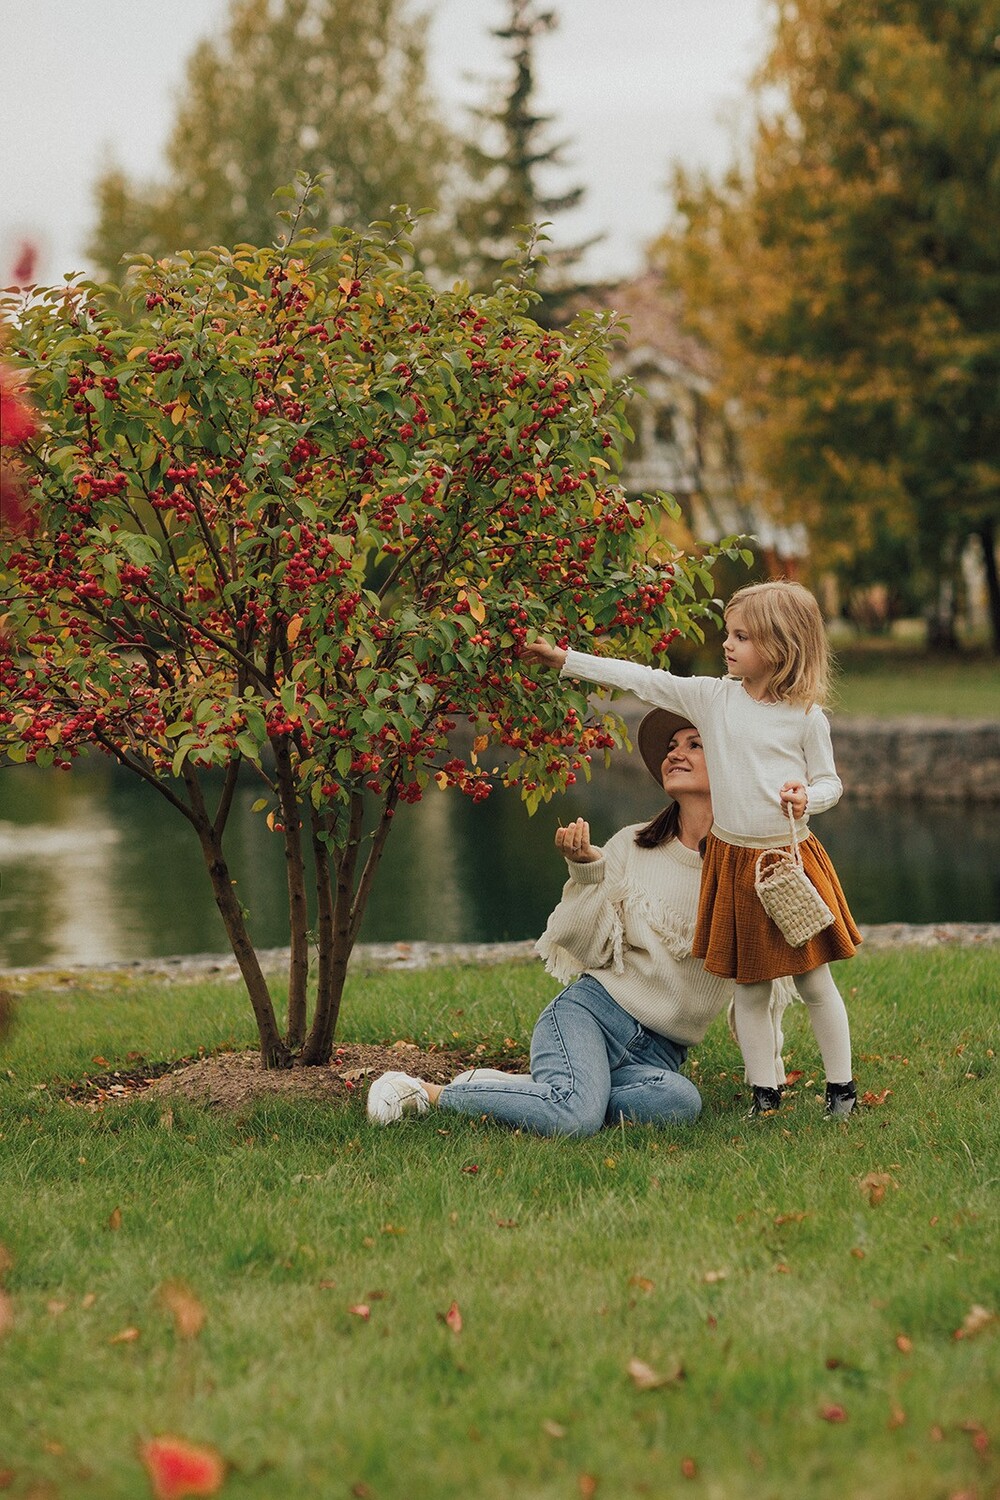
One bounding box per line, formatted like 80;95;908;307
562;650;842;841
535;826;733;1045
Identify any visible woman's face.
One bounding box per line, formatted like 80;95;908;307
659;726;709;796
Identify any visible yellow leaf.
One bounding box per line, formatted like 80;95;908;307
591;455;610;470
171;402;187;426
339;277;355;295
286;615;303;646
126;346;147;360
466;591;486;624
472;735;489;754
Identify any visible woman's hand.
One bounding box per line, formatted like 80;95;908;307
520;640;567;671
779;782;808;818
555;818;601;864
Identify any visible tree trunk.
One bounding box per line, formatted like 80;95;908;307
273;736;309;1049
925;536;961;652
977;520;1000;654
197;824;291;1069
301;791;365;1065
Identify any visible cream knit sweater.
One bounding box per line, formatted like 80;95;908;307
535;826;733;1046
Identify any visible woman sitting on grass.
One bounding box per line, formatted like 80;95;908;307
367;710;784;1136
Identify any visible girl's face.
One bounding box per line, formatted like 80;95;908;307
723;606;771;698
660;726;709;795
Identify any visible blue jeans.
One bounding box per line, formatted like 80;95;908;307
439;974;702;1137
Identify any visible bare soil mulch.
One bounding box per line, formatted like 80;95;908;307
58;1041;529;1112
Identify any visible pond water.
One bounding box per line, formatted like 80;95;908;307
0;757;997;968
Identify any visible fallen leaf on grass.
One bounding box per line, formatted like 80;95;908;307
110;1326;141;1344
862;1089;892;1107
493;1217;519;1229
895;1334;913;1354
0;1244;13;1280
819;1404;848;1423
138;1434;226;1499
460;1164;480;1175
887;1404;907;1430
627;1356;685;1391
542;1420;566;1439
628;1276;655;1293
347;1304;370;1321
578;1474;598;1498
858;1171;897;1207
108;1206;123;1231
959;1420;989;1456
439;1300;462;1334
0;1290;14;1340
953;1304;996;1340
157;1282;206;1341
0;1467;13;1490
701;1269;727;1284
680;1457;698;1479
773;1212;809;1226
783;1070;805;1085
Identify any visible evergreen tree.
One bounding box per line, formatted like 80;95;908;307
88;0;457;280
454;0;598;310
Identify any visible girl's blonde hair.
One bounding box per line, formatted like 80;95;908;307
725;580;832;708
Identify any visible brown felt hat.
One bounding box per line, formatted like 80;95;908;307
636;708;696;792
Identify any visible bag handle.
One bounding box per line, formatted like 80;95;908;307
783;801;802;868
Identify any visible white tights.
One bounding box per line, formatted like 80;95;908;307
734;965;852;1089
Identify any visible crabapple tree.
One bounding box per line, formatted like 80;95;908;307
0;198;740;1066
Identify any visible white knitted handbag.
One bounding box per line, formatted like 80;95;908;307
754;804;835;948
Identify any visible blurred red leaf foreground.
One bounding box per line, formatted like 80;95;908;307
139;1435;226;1499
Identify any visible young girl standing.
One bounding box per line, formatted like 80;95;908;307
522;580;861;1118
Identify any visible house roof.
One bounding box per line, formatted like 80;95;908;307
566;272;717;382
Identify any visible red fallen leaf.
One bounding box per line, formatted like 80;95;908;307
959;1421;989;1456
862;1089;892;1107
460;1164;480;1175
773;1212;809;1226
139;1434;226;1499
578;1475;598;1498
895;1334;913;1354
784;1070;805;1085
0;1468;14;1489
820;1404;848;1423
493;1217;519;1229
347;1304;370;1320
441;1300;462;1334
887;1404;906;1430
680;1457;698;1479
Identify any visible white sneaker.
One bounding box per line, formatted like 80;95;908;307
450;1067;520;1085
366;1071;430;1124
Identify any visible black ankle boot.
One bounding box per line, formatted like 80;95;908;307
824;1080;858;1118
748;1085;782;1117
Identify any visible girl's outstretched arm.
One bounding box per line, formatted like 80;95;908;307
520;640;568;671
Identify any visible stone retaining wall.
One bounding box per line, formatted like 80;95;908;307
829;718;1000;801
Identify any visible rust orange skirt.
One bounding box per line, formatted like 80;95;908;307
693;829;861;984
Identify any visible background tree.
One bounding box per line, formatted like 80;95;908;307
88;0;457;282
453;0;598;312
2;187;738;1068
653;0;1000;650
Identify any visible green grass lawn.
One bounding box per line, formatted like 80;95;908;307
831;645;1000;719
1;949;998;1500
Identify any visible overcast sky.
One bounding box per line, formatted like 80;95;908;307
2;0;769;286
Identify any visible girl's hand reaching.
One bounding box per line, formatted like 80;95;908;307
520;640;567;671
779;781;808;819
555;818;601;864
